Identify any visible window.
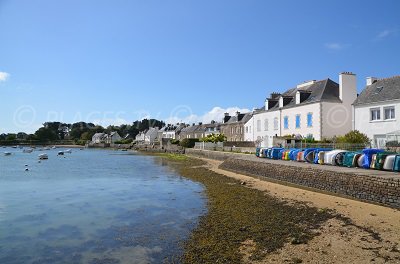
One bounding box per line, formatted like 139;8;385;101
370;108;381;121
284;116;289;129
384;106;395;120
307;113;313;127
295;115;301;129
246;126;248;133
257;120;261;132
264;119;268;131
274;117;278;130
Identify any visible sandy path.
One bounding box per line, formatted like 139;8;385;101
199;157;400;264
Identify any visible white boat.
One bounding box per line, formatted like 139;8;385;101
43;147;51;150
38;153;48;160
23;148;34;153
52;146;57;149
4;152;12;156
64;149;72;154
324;150;347;165
58;151;64;155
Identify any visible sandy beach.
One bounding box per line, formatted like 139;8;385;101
201;157;400;264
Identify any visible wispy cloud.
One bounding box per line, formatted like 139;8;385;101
165;106;251;125
0;71;10;82
376;29;397;40
324;43;348;51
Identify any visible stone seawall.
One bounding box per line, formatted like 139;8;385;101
185;149;400;208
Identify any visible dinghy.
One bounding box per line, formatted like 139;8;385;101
383;155;396;171
38;153;48;160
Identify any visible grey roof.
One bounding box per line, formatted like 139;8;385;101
353;76;400;105
258;78;341;113
224;112;252;124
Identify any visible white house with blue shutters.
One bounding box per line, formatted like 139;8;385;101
245;72;357;147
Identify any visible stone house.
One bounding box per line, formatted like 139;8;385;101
220;112;252;142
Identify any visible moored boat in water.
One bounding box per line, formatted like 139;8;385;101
38;153;48;160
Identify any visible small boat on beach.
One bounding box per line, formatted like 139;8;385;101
4;152;12;156
38;153;48;160
58;151;64;155
52;146;57;149
43;147;51;150
64;149;72;154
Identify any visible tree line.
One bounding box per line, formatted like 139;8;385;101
0;119;165;143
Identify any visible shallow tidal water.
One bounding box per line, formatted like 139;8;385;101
0;147;206;264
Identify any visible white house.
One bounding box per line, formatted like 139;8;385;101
158;124;185;140
246;72;357;147
135;131;146;143
105;131;122;144
353;75;400;148
92;133;106;143
144;127;159;144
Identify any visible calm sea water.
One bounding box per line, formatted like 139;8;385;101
0;147;206;264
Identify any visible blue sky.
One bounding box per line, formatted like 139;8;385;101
0;0;399;133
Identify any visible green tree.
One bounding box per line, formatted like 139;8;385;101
6;133;17;141
35;127;58;141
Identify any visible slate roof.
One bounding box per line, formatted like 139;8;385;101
353;76;400;106
224;112;253;124
259;78;341;113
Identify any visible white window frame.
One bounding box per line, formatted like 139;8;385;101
274;117;278;131
384;106;395;120
256;120;261;132
264;119;268;131
370;107;381;121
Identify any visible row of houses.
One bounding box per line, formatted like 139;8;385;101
92;73;399;149
153;72;398;149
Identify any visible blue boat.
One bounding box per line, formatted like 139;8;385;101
362;149;384;169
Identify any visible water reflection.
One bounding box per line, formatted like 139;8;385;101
0;148;205;263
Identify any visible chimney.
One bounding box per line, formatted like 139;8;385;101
211;120;215;124
236;111;240;117
339;72;357;104
224;112;229;116
265;98;269;110
295;91;300;104
198;122;202;125
270;92;281;99
366;76;378;86
192;123;195;126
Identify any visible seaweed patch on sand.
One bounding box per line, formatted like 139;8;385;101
159;155;335;263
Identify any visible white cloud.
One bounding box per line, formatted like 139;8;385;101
376;29;397;39
0;71;10;82
165;106;251;125
324;43;347;51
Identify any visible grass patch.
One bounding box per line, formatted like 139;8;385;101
159;157;334;263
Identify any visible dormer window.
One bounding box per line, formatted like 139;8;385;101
375;86;383;94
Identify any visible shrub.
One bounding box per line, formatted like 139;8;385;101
200;133;227;143
386;141;400;147
170;139;180;145
179;138;199;148
336;130;370;144
114;139;133;144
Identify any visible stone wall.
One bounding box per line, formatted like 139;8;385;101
186;149;400;208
